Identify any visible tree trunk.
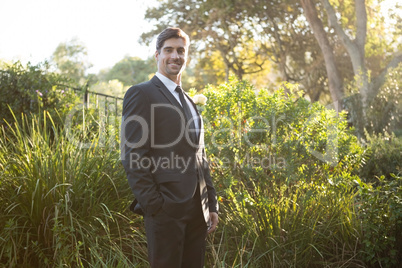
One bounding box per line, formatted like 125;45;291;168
321;0;368;135
300;0;344;112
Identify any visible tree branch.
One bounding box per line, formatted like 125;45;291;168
355;0;367;54
369;51;402;101
321;0;360;60
321;0;364;76
301;0;344;107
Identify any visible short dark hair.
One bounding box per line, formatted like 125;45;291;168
156;28;190;53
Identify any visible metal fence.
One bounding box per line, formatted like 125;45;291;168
69;84;123;120
67;85;124;148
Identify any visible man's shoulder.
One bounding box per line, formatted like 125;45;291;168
130;79;154;91
124;77;159;98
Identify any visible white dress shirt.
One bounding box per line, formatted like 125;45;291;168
155;72;200;136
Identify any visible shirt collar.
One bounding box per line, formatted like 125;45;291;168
155;72;181;95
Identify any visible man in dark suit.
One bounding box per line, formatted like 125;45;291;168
121;27;219;267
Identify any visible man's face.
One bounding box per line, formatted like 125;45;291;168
155;37;188;81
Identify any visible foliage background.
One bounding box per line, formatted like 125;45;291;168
0;71;400;266
0;0;401;266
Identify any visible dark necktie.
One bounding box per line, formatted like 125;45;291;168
175;86;197;144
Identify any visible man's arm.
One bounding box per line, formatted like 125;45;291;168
201;148;218;213
201;148;219;234
121;86;163;216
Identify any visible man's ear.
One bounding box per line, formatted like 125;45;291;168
154;50;159;62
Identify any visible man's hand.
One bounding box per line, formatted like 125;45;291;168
208;212;219;234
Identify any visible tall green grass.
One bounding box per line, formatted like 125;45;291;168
0;111;148;267
204;177;365;267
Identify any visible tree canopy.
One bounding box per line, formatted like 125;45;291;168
50;38;92;85
99;56;156;87
141;0;402;136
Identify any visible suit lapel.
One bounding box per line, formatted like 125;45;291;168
151;75;202;145
151;76;182;109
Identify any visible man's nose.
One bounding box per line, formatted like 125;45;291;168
171;50;179;58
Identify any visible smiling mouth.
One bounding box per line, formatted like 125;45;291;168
169;63;181;67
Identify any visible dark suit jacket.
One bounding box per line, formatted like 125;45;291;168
121;76;218;222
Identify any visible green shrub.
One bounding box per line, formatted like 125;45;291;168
0;61;80;127
195;79;367;267
355;174;402;267
360;131;402;181
355;132;402;267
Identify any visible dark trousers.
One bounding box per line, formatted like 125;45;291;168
144;188;208;268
